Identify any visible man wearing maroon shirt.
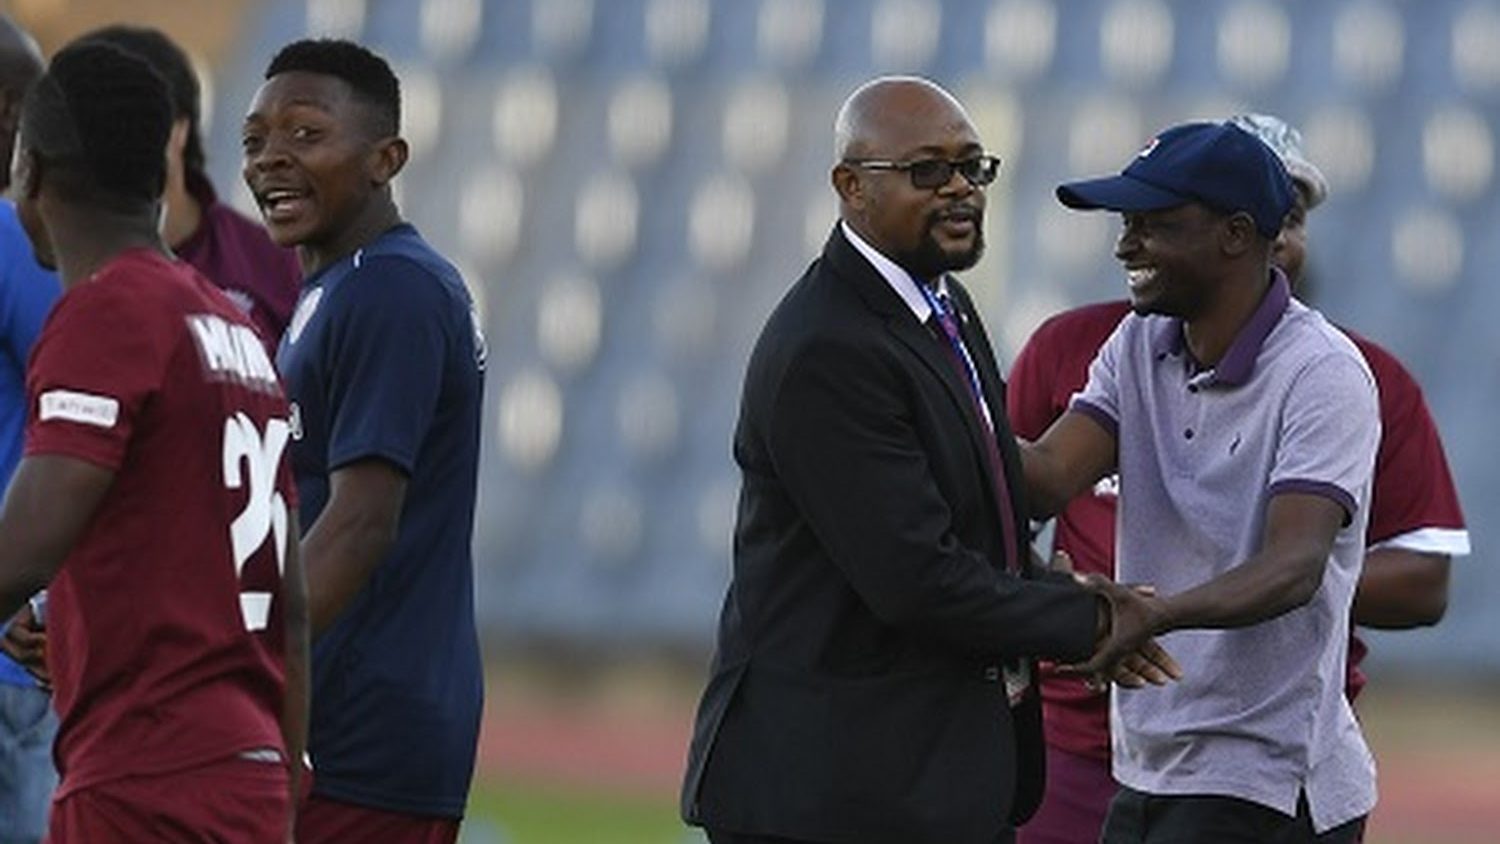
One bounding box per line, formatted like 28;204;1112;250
83;24;301;350
1010;114;1469;844
0;41;308;842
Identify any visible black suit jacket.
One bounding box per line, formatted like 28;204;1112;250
682;226;1098;844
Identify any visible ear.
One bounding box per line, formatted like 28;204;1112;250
13;147;42;200
1220;211;1257;258
832;162;865;210
368;136;409;187
167;117;191;159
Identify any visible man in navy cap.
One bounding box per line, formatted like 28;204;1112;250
1018;121;1378;842
1011;113;1469;843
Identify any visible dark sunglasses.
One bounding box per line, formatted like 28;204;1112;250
844;155;1001;189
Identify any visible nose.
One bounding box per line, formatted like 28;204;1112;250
245;135;290;176
938;164;976;198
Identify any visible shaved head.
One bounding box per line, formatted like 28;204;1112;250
833;75;973;162
830;76;988;281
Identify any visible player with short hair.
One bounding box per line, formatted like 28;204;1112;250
242;38;485;844
0;39;308;842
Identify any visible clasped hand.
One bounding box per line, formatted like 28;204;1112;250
1061;572;1182;691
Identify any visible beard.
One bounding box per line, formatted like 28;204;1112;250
902;210;985;280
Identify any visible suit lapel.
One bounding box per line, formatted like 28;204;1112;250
884;315;997;467
947;281;1032;574
946;281;1008;437
824;227;1010;534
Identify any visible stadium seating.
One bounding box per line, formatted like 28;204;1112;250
203;0;1499;669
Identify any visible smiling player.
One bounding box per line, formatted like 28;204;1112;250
242;39;484;844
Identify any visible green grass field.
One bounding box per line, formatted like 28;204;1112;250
468;661;1500;844
463;781;690;844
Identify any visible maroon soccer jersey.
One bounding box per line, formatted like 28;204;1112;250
174;172;301;349
24;248;296;798
1341;329;1468;700
1006;300;1469;759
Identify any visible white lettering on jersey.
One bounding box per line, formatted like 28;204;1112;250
286;287;323;346
223;412;291;631
1093;474;1121;500
187;314;279;394
39;389;120;428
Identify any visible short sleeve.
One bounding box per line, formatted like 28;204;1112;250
1267;351;1380;523
25;283;164;470
1068;323;1124;439
1360;345;1468;551
1006;321;1067;441
322;256;454;475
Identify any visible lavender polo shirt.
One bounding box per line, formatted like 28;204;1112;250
1072;271;1380;832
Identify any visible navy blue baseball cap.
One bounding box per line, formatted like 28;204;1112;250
1056;121;1295;239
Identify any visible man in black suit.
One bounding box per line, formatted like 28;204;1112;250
681;77;1174;844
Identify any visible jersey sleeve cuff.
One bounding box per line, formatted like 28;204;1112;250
1068;398;1118;439
1267;479;1357;527
23;439;126;473
327;444;416;477
1369;527;1471;557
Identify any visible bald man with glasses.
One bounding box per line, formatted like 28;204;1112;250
680;75;1176;844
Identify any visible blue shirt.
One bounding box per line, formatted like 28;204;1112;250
0;200;60;688
278;224;485;817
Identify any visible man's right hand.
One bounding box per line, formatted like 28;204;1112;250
1069;573;1181;689
1;604;50;690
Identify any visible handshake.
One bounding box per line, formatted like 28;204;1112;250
1054;551;1182;691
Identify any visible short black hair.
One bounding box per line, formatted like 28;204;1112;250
81;25;205;177
265;39;400;137
20;40;171;208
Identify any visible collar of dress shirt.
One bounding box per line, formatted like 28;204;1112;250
841;220;950;323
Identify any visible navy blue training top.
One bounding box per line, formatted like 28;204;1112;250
277;223;485;817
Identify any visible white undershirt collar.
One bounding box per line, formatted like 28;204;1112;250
841;221;949;323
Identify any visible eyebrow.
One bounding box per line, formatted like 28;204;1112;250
245;96;337;121
900;142;984;158
281;96;337;113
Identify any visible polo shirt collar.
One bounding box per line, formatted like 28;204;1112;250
1154;267;1292;388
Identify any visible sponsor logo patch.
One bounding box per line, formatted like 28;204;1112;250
39;389;119;428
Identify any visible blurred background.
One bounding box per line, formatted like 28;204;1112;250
9;0;1499;841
